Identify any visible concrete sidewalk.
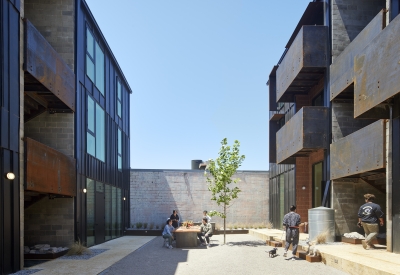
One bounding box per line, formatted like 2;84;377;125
250;229;400;275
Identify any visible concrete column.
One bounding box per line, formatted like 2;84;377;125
386;115;393;251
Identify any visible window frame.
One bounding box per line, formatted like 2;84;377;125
116;77;122;118
86;26;105;95
117;128;122;171
87;95;105;162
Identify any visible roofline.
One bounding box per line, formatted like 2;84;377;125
130;168;269;173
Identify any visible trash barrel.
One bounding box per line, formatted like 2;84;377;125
308;207;335;242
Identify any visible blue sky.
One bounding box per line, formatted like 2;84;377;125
85;0;311;170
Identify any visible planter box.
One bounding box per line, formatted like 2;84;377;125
24;249;69;260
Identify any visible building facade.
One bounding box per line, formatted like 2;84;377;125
269;0;400;253
0;0;131;273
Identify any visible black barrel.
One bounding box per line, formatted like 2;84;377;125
191;160;203;170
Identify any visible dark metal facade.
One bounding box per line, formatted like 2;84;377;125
75;0;131;245
0;0;21;274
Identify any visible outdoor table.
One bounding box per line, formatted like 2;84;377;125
174;226;201;248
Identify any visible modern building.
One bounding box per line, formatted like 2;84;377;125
268;0;400;253
1;0;131;273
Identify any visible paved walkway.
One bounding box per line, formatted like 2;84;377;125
19;230;400;275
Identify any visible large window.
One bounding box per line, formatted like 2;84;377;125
86;28;105;95
118;129;122;171
87;96;105;162
117;79;122;118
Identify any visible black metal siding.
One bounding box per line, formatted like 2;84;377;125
0;0;20;274
74;0;131;243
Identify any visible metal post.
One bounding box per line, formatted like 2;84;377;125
386;105;393;252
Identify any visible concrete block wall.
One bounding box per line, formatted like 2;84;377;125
331;0;386;60
25;113;74;158
332;179;385;236
130;170;269;229
24;0;75;70
332;101;376;142
24;197;74;247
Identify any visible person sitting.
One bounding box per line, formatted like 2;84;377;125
170;210;180;229
197;217;213;246
203;210;211;223
162;219;175;249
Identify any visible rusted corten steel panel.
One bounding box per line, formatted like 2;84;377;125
269;66;278;110
330;120;385;180
330;10;386;101
276;26;328;103
276;106;328;164
24;19;75;111
354;12;400;118
25;138;76;196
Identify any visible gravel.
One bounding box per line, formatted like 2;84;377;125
59;249;108;260
100;234;349;275
9;269;42;275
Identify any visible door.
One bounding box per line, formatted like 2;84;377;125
95;182;105;244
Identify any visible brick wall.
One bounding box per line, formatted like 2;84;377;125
24;0;75;70
332;101;376;142
25;113;74;158
24;198;74;247
332;179;385;236
130;170;269;228
296;157;310;222
295;150;325;223
331;0;386;60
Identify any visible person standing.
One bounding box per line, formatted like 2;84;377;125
170;210;180;229
357;193;384;250
282;205;301;260
197;217;213;246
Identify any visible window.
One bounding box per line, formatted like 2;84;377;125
86;178;95;247
118;128;122;171
86;28;105;95
117;79;122;118
312;91;324;107
312;162;323;207
87;96;105;162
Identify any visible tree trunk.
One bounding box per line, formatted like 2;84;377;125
223;203;226;244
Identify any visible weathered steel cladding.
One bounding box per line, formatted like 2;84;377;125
276;106;328;164
24;19;75;111
269;121;279;163
330;120;385;180
75;0;131;241
330;10;385;100
354;12;400;118
276;26;328;102
0;0;21;274
393;117;400;253
269;66;278;110
25;138;76;196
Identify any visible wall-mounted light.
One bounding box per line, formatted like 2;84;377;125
302;186;306;190
83;188;87;193
6;172;15;180
123;197;126;201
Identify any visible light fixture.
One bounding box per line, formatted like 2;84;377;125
83;188;87;193
302;186;306;190
123;197;126;201
6;172;15;180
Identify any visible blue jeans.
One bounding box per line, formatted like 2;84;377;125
163;234;173;246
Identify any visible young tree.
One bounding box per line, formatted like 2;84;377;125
205;138;245;244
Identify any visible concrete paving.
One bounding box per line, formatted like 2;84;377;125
21;230;400;275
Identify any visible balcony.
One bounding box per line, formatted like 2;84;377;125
24;19;75;121
353;11;400;118
276;106;328;164
25;138;76;196
276;26;328;102
330;10;386;101
330;120;385;180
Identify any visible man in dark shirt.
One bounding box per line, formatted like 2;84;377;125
282;205;301;260
357;193;384;250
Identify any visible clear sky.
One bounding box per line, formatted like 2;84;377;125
85;0;311;170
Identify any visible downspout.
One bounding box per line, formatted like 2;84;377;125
386;104;393;252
